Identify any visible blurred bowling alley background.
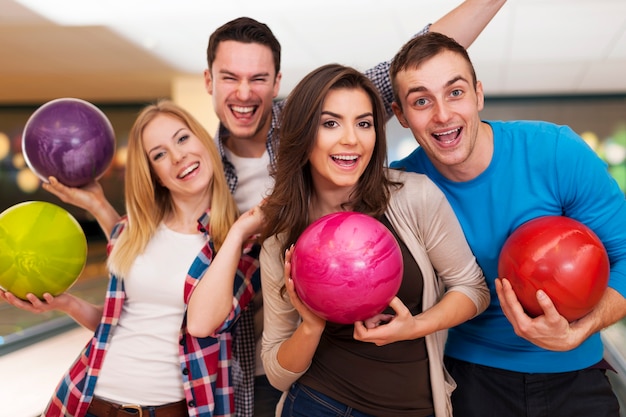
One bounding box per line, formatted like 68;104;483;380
1;0;626;415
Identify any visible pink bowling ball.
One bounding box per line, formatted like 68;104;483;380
291;211;403;324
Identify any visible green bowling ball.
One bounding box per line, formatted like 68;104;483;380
0;201;87;299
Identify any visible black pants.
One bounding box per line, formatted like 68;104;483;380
255;374;283;417
445;356;620;417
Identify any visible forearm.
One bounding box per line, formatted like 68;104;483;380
574;288;626;340
276;321;323;373
429;0;506;49
413;291;479;337
187;233;247;337
91;199;121;240
62;294;104;331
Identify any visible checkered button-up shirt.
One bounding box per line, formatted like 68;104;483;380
43;211;261;417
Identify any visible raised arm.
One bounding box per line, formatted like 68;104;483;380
429;0;506;49
43;176;121;240
187;205;264;338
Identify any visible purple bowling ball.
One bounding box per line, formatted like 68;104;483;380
22;98;116;187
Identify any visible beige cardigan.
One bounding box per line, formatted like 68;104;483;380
260;169;489;417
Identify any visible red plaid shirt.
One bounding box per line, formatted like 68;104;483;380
43;211;260;417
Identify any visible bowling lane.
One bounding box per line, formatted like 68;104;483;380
602;320;626;416
0;326;92;417
0;241;108;416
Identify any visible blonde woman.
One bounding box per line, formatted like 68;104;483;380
1;99;261;417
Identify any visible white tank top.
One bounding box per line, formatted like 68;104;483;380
94;223;205;404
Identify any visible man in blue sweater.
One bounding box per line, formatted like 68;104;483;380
387;32;626;416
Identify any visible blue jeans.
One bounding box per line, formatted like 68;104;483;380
281;382;435;417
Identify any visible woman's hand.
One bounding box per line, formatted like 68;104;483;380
42;176;120;239
0;289;103;331
0;290;73;314
284;246;326;331
42;176;105;212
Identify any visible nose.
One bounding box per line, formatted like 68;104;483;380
236;80;252;101
432;101;452;123
340;125;359;146
171;147;186;164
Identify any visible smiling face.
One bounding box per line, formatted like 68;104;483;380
393;50;491;181
142;113;214;203
204;40;281;146
309;87;376;196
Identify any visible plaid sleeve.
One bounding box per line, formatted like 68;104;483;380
364;23;431;119
106;217;128;255
213;243;260;334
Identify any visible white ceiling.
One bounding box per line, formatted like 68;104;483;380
1;0;626;105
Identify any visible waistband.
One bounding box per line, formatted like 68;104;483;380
87;396;188;417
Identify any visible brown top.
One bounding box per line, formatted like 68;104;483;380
299;215;433;416
261;169;490;417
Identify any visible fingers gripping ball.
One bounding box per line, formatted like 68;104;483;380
0;201;88;299
22;97;116;187
291;212;403;324
498;216;609;322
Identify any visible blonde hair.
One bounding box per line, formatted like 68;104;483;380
107;99;238;277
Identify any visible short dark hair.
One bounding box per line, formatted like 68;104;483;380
390;32;477;107
207;17;281;76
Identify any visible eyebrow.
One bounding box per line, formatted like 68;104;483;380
219;69;271;79
321;110;374;119
147;127;186;155
406;75;469;96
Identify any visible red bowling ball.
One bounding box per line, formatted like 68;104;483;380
291;211;403;324
22;97;116;187
498;216;609;322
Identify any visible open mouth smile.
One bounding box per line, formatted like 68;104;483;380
331;154;359;167
433;127;462;144
178;162;199;179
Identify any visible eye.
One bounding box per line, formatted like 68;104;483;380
152;151;165;162
451;89;463;98
415;97;429;107
322;120;339;128
357;120;373;129
177;134;190;144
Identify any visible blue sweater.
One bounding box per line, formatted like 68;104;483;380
390;120;626;373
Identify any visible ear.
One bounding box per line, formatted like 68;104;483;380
272;72;282;99
476;80;485;112
392;102;410;128
204;69;214;96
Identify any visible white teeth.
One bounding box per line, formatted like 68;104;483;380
232;105;254;113
433;128;460;137
179;162;199;178
332;155;358;161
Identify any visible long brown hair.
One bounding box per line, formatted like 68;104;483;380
108;99;238;277
261;64;400;255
